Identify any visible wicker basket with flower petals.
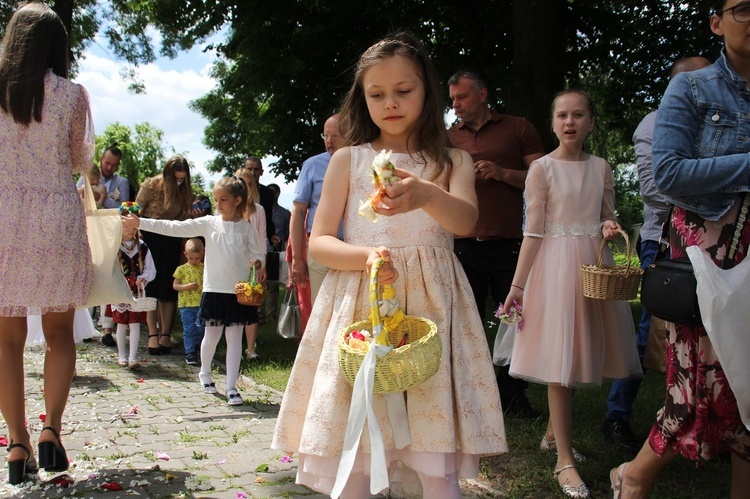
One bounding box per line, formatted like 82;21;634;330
581;229;643;300
235;265;265;306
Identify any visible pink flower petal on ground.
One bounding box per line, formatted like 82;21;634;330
280;455;292;463
127;405;138;415
39;414;46;422
0;436;7;447
137;378;144;383
219;459;227;464
236;493;248;499
155;451;170;461
52;475;74;488
100;481;124;491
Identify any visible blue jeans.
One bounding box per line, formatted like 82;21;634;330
180;307;205;356
606;238;660;422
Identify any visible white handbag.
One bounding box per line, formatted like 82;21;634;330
80;175;136;308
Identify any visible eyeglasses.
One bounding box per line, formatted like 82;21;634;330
320;133;341;140
717;2;750;23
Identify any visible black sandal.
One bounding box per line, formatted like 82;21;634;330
7;441;38;485
38;426;68;472
148;334;161;356
159;334;172;355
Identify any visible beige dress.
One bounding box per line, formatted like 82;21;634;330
272;145;507;494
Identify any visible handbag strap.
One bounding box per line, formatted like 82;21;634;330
661;193;749;269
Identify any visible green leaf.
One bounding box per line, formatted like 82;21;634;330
255;463;269;473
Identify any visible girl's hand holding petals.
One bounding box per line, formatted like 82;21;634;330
375;168;428;216
502;288;524;315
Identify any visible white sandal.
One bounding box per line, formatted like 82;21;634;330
540;435;586;462
553;464;589;499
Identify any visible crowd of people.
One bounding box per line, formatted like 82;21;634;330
1;1;748;498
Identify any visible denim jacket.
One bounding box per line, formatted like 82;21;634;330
652;51;750;221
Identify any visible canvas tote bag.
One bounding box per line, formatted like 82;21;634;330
80;175;135;308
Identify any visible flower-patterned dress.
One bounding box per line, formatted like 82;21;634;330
272;145;507;495
0;70;94;316
648;203;750;463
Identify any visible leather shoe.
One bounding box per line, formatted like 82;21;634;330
101;333;116;347
502;394;541;420
602;419;641;453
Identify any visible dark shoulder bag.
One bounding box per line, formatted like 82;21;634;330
640;195;748;327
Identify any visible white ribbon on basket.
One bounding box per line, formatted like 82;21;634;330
331;341;412;498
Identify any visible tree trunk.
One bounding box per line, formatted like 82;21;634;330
507;0;566;152
51;0;74;64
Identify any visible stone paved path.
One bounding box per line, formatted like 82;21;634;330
0;336;498;498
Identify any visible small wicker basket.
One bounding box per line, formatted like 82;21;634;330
338;259;442;394
235;265;265;306
131;283;157;312
581;229;643;300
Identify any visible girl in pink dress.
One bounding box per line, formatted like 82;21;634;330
501;89;641;498
272;33;506;499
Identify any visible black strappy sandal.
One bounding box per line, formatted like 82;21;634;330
38;426;68;472
159;334;172;355
7;441;38;485
148;334;161;355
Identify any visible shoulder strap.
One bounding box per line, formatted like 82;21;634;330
724;193;750;269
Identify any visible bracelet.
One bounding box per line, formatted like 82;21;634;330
511;284;524;291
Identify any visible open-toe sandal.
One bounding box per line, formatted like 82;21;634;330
38;426;68;472
541;435;586;463
7;442;38;485
553;464;589;499
610;462;628;499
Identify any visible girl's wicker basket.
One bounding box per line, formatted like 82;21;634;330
131;283;157;312
337;259;442;394
235;265;265;306
581;229;643;300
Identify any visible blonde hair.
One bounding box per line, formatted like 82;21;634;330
235;167;260;215
185;238;204;254
87;163;101;179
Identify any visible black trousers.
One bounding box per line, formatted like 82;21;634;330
454;238;528;402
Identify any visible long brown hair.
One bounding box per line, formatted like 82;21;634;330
160;156;192;216
235;167;260;216
0;2;69;125
338;32;453;183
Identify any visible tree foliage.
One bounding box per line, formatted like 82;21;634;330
1;0;724;229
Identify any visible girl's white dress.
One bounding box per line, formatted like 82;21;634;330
509;155;642;387
26;309;97;345
272;145;507;494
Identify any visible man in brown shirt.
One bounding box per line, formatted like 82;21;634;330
448;70;544;419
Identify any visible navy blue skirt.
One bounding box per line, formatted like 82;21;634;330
198;292;258;326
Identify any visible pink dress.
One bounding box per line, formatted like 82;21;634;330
272;145;507;494
509;155;642;387
0;70;95;317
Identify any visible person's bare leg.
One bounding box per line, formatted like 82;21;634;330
146;309;160;352
730;453;750;499
244;323;258;357
618;439;676;498
39;309;76;445
158;300;175;349
0;317;32;462
548;385;584;489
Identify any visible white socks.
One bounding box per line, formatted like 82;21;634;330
116;323;140;363
200;324;244;391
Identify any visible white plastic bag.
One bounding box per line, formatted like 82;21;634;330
688;246;750;431
493;322;516;367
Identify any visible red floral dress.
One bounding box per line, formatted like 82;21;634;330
648;202;750;463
